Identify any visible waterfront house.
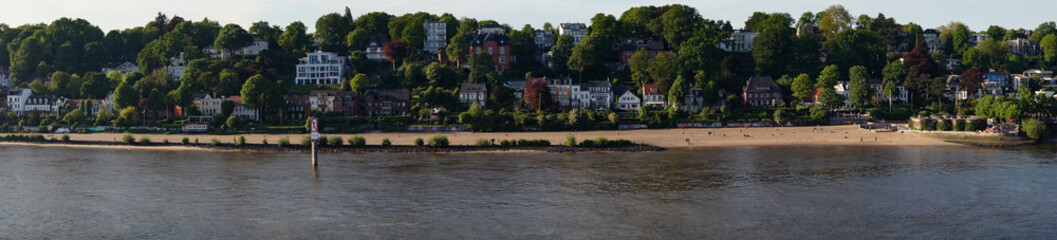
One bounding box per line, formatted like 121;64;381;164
363;89;410;116
308;90;358;116
642;84;665;108
615;87;641;111
743;76;781;107
587;80;613;111
282;95;311;121
294;51;348;85
681;88;704;113
6;88;31;115
459;82;487;108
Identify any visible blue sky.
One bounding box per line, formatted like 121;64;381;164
1;0;1053;32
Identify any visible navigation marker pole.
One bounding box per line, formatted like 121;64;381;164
310;117;320;167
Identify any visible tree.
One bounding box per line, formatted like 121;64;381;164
1022;118;1046;141
240;74;280;122
94;109;113;126
951;23;971;55
62;109;85;125
882;61;907;85
883;80;898;111
249;21;282;42
29;80;48;95
960;67;984;96
278;21;311;52
792;73;815;102
773;109;788;125
349;73;370;92
751;13;795;77
668;75;688;108
524;78;553;111
647;51;679;92
818;4;852;40
816;64;840;88
817;87;844;109
1030;22;1056;41
382;39;408;70
847;66;872;107
114;106;139;128
468;53;495;83
446;35;467;66
567;35;597;82
80;72;110;99
113;81;140;110
1042;34;1057;64
214;24;252;58
550;34;574;74
315;13;352;53
649;4;702;48
220;100;235;118
225;116;242;130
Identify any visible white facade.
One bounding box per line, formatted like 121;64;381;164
424;20;447;54
559;23;587;45
459;83;487;108
616;90;641;111
166;52;188;81
721;29;759;53
295;51;348;85
587;81;612;111
192;94;258;121
642;85;666;108
102;61;139;74
923;29;941;53
23;95;66;116
204;37;269;58
365;34;389;61
6;88;32;115
0;72;10;88
569;84;591;110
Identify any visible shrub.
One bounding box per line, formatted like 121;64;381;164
428;135;449;147
564;134;577;147
317;136;329;146
194;138;199;144
262;138;269;145
1022;118;1047;141
414;138;424;146
163;138;169;144
301;136;312;145
936;120;949;131
181;137;190;144
61;134;70;142
475;138;492;146
138;136;151;144
348;136;366;146
278;136;291;147
954;119;966;131
329;136;343;146
968;119;987;131
381;138;391;146
235;136;246;146
122;132;134;145
211;138;221;146
500;139;514;146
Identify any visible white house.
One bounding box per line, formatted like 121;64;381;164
424;20;447;54
192;94;258;121
365;34;389;61
720;29;759;53
0;69;11;88
203;37;269;58
587;81;612;111
923;29;941;53
681;88;704;113
569;83;591;110
616;89;641;111
559;23;587;45
6;88;32;115
294;51;348;85
642;84;665;108
459;82;487;108
23;95;66;116
102;61;139;74
166;52;188;81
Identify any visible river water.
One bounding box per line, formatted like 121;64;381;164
1;145;1056;239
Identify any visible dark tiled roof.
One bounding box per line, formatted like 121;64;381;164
743;76;780;93
466;33;511;46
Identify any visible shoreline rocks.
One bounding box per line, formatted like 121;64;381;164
0;140;667;153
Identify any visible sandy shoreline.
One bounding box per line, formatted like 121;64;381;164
23;125;955;150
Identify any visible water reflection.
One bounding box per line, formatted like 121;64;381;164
1;145;1057;238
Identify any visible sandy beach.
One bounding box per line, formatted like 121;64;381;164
38;125;956;149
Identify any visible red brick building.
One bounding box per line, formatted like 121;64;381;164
363;89;411;116
466;33;513;71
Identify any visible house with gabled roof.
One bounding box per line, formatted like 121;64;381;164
743;76;781;107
